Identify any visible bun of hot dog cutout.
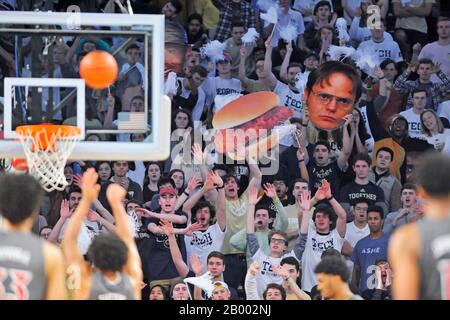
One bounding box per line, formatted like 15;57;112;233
212;91;295;160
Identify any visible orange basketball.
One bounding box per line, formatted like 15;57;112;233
79;50;118;89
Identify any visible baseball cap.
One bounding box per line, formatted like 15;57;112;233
159;186;177;197
212;281;229;292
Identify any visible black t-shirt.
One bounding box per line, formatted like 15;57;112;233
339;181;385;206
144;211;188;282
307;160;344;198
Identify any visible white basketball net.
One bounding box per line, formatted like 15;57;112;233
17;126;81;192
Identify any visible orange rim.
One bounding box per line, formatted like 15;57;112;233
16;124;81;152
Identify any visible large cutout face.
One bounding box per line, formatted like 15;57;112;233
304;72;356;131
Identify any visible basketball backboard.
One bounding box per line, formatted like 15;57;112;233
0;11;170;161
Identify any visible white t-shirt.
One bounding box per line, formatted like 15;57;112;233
301;223;345;292
274;80;303;117
127;160;145;189
345;222;370;248
184;223;225;274
176;77;206;121
272;9;305;48
201;76;242;111
419;42;450;84
357;38;404;64
400;108;422;138
252;248;298;297
422;129;450;151
344;222;370;273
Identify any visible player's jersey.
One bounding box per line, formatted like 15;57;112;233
0;230;46;300
417;216;450;300
88;271;136;300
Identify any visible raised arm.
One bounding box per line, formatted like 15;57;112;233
192;144;218;203
137;207;187;225
273;265;311;300
280;41;293;83
246;153;263;192
160;220;190;278
264;183;288;231
210;171;226;231
47;199;72;244
86;209;117;233
323;179;347;237
62;169;100;293
297;145;309;182
263;36;278;90
238;46;252;87
106;183;143;299
247;187;262;235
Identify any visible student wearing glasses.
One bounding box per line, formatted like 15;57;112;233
303;61;362;131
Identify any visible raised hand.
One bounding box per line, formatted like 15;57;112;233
159;219;174;236
431;62;441;74
296;146;305;161
203;171;216;191
87;209;100;222
299;191;311;212
248;261;261;276
106;183;127;205
73;173;83;188
191;143;205;165
273;265;289;280
412;42;422;53
81;168;100;203
321;179;332;198
186;175;201;193
249;187;263;206
372;66;384;80
240;46;247;57
184;222;203;236
286;41;293;54
189;255;204;276
209;171;224;188
263;183;277;200
60;199;72;218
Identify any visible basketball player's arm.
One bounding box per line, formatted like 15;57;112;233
405;3;432;16
388;224;421;299
263;36;278;90
93;199;115;223
106;184;143;299
43;242;67;300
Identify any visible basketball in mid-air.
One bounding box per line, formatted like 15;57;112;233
79;50;118;89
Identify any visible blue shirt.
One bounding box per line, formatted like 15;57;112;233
351;233;389;294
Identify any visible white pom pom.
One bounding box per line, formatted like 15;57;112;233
327;45;356;61
242;28;260;45
200;40;227;62
354;47;380;75
279;24;298;43
260;6;278;26
295;71;309;93
257;0;276;12
335;18;350;42
164;71;178;96
273;124;298;141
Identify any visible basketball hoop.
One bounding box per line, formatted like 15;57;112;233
16;124;81;192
